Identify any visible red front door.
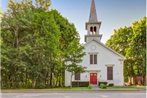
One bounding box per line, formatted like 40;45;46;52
90;73;97;85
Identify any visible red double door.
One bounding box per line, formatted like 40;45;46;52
90;73;97;85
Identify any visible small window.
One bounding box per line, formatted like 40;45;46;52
90;54;97;64
94;55;97;64
75;73;80;80
107;67;113;80
90;54;93;64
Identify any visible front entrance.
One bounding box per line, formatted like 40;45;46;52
90;73;97;85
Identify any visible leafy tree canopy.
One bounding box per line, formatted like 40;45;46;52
1;0;85;88
106;17;146;84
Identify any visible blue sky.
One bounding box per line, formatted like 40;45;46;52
1;0;146;43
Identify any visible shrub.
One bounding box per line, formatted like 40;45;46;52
88;85;92;89
108;83;114;87
72;82;89;87
99;82;107;86
99;83;107;89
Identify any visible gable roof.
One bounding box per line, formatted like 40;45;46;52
84;40;125;59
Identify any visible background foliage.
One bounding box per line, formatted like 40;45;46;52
106;17;146;85
1;0;85;88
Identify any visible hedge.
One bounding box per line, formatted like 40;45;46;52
99;82;107;86
72;81;89;87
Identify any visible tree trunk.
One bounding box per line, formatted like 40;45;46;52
49;71;52;88
62;70;65;87
32;79;36;88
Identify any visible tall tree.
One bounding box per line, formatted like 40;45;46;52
1;0;85;89
106;17;146;85
66;37;86;87
126;17;146;84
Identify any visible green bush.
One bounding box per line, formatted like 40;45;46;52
72;82;89;87
99;83;107;89
88;85;92;89
99;82;107;86
36;82;46;89
108;83;114;87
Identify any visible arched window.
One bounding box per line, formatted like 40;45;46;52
90;27;94;35
94;26;97;33
90;27;93;33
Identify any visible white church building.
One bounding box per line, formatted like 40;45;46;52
65;0;125;86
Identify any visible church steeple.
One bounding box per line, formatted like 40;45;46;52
89;0;98;22
85;0;102;43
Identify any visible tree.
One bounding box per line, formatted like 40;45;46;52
1;0;85;88
106;17;146;85
66;39;86;87
1;0;34;88
126;17;146;85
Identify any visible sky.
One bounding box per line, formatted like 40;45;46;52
1;0;146;44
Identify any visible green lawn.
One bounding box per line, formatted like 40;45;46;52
1;87;92;92
105;86;146;90
49;87;91;90
2;86;146;92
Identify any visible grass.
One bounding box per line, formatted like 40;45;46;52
1;87;92;92
2;86;146;92
50;87;91;90
105;86;146;90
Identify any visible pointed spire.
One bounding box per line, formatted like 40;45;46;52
89;0;98;22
